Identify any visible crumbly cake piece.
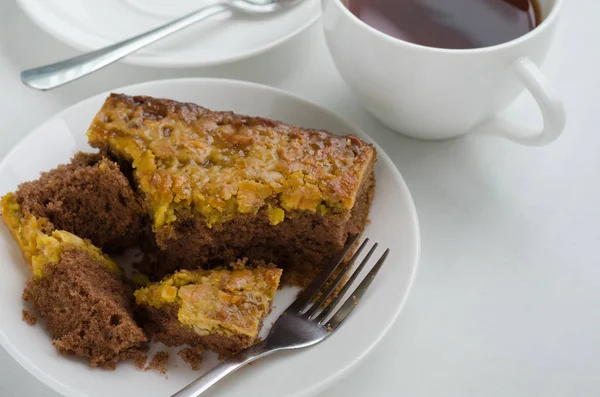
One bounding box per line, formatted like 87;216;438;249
1;192;121;278
146;351;169;374
178;346;204;370
1;195;147;369
22;309;37;326
134;353;148;370
11;152;145;251
135;259;281;356
23;248;148;369
87;94;376;283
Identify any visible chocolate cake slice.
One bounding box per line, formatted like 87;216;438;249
87;94;376;285
12;152;145;252
135;259;281;357
1;194;147;369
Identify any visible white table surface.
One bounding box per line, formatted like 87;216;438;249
1;1;599;396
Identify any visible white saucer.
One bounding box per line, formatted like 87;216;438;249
0;78;420;397
16;0;321;67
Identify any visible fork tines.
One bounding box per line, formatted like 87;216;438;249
286;235;390;332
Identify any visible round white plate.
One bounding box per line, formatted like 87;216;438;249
0;78;420;397
16;0;321;67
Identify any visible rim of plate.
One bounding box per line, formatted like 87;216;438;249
15;0;321;68
0;78;420;397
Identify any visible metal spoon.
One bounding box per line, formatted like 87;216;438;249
20;0;302;91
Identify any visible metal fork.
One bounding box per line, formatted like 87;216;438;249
172;235;389;397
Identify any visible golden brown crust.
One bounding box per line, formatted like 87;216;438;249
135;260;281;339
87;94;376;228
136;260;280;356
1;192;121;279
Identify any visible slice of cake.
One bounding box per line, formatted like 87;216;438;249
12;152;145;252
1;194;147;369
135;259;282;356
87;94;376;285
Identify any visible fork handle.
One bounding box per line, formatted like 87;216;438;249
20;2;231;91
171;340;276;397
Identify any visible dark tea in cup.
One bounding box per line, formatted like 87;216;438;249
344;0;541;49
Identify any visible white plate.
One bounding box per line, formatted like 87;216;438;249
0;78;420;397
16;0;321;67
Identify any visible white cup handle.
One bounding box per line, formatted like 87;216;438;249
477;57;566;146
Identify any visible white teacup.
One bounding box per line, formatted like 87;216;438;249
322;0;566;146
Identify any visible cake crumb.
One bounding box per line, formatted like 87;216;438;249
22;309;37;326
230;257;249;270
146;351;169;374
352;295;359;305
327;326;333;332
134;354;147;370
178;346;204;371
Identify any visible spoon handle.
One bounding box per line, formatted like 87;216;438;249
20;3;231;90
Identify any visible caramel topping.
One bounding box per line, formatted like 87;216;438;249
1;193;120;279
134;260;281;338
87;94;375;228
